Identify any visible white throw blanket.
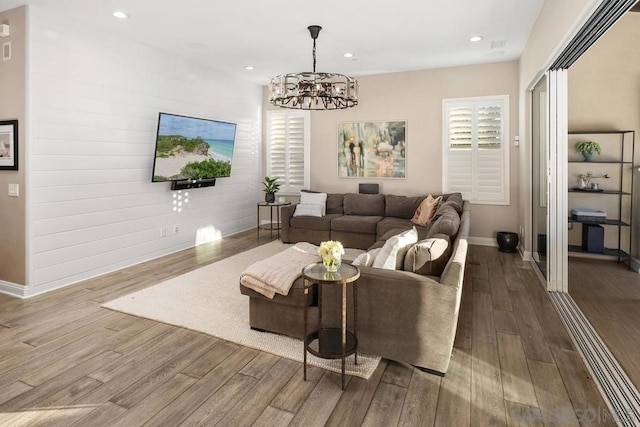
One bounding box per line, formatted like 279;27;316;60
240;242;320;298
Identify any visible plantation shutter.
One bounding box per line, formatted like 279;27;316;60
443;96;509;204
266;111;310;194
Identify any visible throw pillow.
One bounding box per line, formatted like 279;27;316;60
372;227;418;270
300;191;327;216
352;248;381;267
293;203;323;217
427;204;460;238
404;234;452;276
411;194;442;227
441;192;464;215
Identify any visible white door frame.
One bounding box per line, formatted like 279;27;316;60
547;70;569;292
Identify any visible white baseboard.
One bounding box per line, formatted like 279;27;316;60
5;226;259;300
468;237;530;261
468;236;497;247
0;280;28;299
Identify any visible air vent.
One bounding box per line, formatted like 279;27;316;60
491;40;506;49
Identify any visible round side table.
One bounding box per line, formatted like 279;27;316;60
256;201;291;240
302;262;360;390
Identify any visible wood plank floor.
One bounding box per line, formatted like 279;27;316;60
0;231;614;426
569;257;640;394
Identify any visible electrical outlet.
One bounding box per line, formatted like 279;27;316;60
160;227;166;238
173;225;179;234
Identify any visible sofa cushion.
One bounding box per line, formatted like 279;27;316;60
377;217;429;241
290;213;342;231
343;193;385;216
326;194;345;215
441;192;464;215
331;215;382;234
427;204;460;238
293;203;323;217
411;194;442;226
372;227;418;270
384;195;425;219
379;227;410;241
404;234;452;276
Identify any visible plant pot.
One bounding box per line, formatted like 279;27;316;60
496;231;519;253
582;153;594;162
265;192;275;203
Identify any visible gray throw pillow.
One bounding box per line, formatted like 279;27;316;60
441;192;464;215
404;234;451;276
428;204;460;238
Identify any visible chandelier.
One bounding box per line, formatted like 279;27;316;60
269;25;358;110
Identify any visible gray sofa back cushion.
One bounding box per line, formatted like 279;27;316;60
343;193;385;216
427;204;460;238
326;194;344;215
441;192;464;215
384;195;426;219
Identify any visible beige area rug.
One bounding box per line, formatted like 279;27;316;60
103;241;380;379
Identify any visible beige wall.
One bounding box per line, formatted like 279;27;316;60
264;61;520;239
0;6;26;285
568;12;640;257
518;0;601;253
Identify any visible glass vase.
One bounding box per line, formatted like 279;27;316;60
322;255;341;272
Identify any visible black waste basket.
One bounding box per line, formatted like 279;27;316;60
497;231;519;253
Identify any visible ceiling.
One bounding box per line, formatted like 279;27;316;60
0;0;545;85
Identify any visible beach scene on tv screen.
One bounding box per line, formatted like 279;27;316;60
153;114;236;181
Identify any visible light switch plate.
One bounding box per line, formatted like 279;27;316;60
8;183;19;197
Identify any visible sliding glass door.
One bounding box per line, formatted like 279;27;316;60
532;75;548;278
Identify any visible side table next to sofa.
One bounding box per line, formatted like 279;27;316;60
302;262;360;390
256;201;291;240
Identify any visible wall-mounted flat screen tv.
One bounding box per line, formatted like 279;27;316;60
151;112;237;182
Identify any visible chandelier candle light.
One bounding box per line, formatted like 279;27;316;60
318;240;345;272
269;25;358;110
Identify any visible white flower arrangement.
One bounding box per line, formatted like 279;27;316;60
318;240;345;271
318;240;345;258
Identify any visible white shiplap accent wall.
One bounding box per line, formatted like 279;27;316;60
27;7;262;293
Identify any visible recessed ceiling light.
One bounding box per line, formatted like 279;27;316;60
470;36;484;42
112;11;129;19
343;52;354;58
244;65;255;70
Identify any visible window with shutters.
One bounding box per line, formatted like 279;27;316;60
442;95;509;205
266;110;310;194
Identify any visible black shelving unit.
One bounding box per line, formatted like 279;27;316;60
568;130;635;266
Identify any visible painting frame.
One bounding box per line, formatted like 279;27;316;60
337;120;407;179
0;120;18;171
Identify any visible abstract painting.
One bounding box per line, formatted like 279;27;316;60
337;121;406;178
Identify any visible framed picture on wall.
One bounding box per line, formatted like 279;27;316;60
0;120;18;171
337;120;406;178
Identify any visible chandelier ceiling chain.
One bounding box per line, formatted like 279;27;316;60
312;36;316;73
268;25;358;110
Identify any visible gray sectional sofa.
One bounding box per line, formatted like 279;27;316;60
241;192;470;375
282;192;464;250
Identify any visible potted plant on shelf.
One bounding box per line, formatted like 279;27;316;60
262;176;280;203
576;141;601;162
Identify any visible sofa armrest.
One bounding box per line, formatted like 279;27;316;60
280;204;297;243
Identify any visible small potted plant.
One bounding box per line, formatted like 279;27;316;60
262;176;280;203
576;141;601;162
